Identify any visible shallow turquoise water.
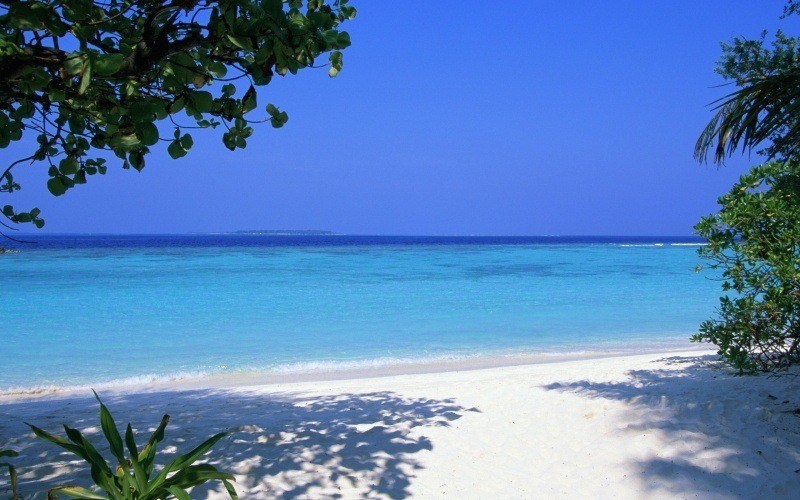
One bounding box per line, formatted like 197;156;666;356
0;236;719;391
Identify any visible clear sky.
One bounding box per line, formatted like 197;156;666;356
6;1;797;235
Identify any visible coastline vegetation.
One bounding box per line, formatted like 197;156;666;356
0;0;355;236
0;0;797;497
0;0;355;496
694;1;800;371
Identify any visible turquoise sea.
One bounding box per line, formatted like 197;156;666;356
0;235;719;392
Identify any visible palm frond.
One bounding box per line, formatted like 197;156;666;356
695;71;800;163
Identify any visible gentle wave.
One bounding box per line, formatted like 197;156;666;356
0;370;214;397
619;243;665;247
0;339;697;396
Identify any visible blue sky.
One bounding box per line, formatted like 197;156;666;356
5;1;795;235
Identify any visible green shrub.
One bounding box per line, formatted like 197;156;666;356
27;391;237;499
694;160;800;372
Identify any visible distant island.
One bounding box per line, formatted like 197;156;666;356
231;230;341;235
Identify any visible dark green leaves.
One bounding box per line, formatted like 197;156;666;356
693;161;800;372
329;50;343;77
93;53;124;76
29;392;236;500
167;141;186;159
0;0;355;231
168;130;193;158
47;177;69;196
267;104;289;128
242;86;257;113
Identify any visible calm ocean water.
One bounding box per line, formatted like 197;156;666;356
0;235;719;392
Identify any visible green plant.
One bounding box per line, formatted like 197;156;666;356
693;160;800;372
27;391;238;499
695;1;800;163
0;448;19;500
0;0;356;230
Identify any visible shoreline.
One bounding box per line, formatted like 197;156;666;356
0;342;715;403
2;348;798;498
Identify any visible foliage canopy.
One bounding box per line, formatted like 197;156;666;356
693;161;800;372
695;1;800;163
0;0;355;231
695;1;800;371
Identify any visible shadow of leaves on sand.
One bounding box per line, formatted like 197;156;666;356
0;390;475;499
544;355;800;499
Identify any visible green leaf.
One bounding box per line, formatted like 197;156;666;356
93;391;125;465
59;157;78;175
223;479;239;499
62;425;111;476
93;54;124;76
47;177;68;196
63;53;86;76
0;450;19;458
162;464;234;490
167;141;187;159
222;84;236;97
138;122;159;146
165;432;227;471
180;134;193;150
166;486;191;500
148;433;227;492
47;486;108;499
226;34;252;50
78;60;92;94
189;91;214;113
242;86;257;113
27;423;86;459
139;414;169;475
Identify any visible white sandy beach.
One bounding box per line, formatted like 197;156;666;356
1;350;799;499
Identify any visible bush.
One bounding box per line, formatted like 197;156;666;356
693;160;800;372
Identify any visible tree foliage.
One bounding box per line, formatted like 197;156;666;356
694;1;800;372
0;0;356;231
695;2;800;163
693;161;800;372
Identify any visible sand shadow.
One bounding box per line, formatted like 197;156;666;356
0;389;473;498
543;355;800;498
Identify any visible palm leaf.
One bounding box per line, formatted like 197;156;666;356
695;71;800;163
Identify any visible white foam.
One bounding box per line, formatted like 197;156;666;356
0;370;213;397
0;339;694;396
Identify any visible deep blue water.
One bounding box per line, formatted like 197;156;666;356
0;235;717;391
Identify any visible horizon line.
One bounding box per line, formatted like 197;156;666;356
7;232;704;238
